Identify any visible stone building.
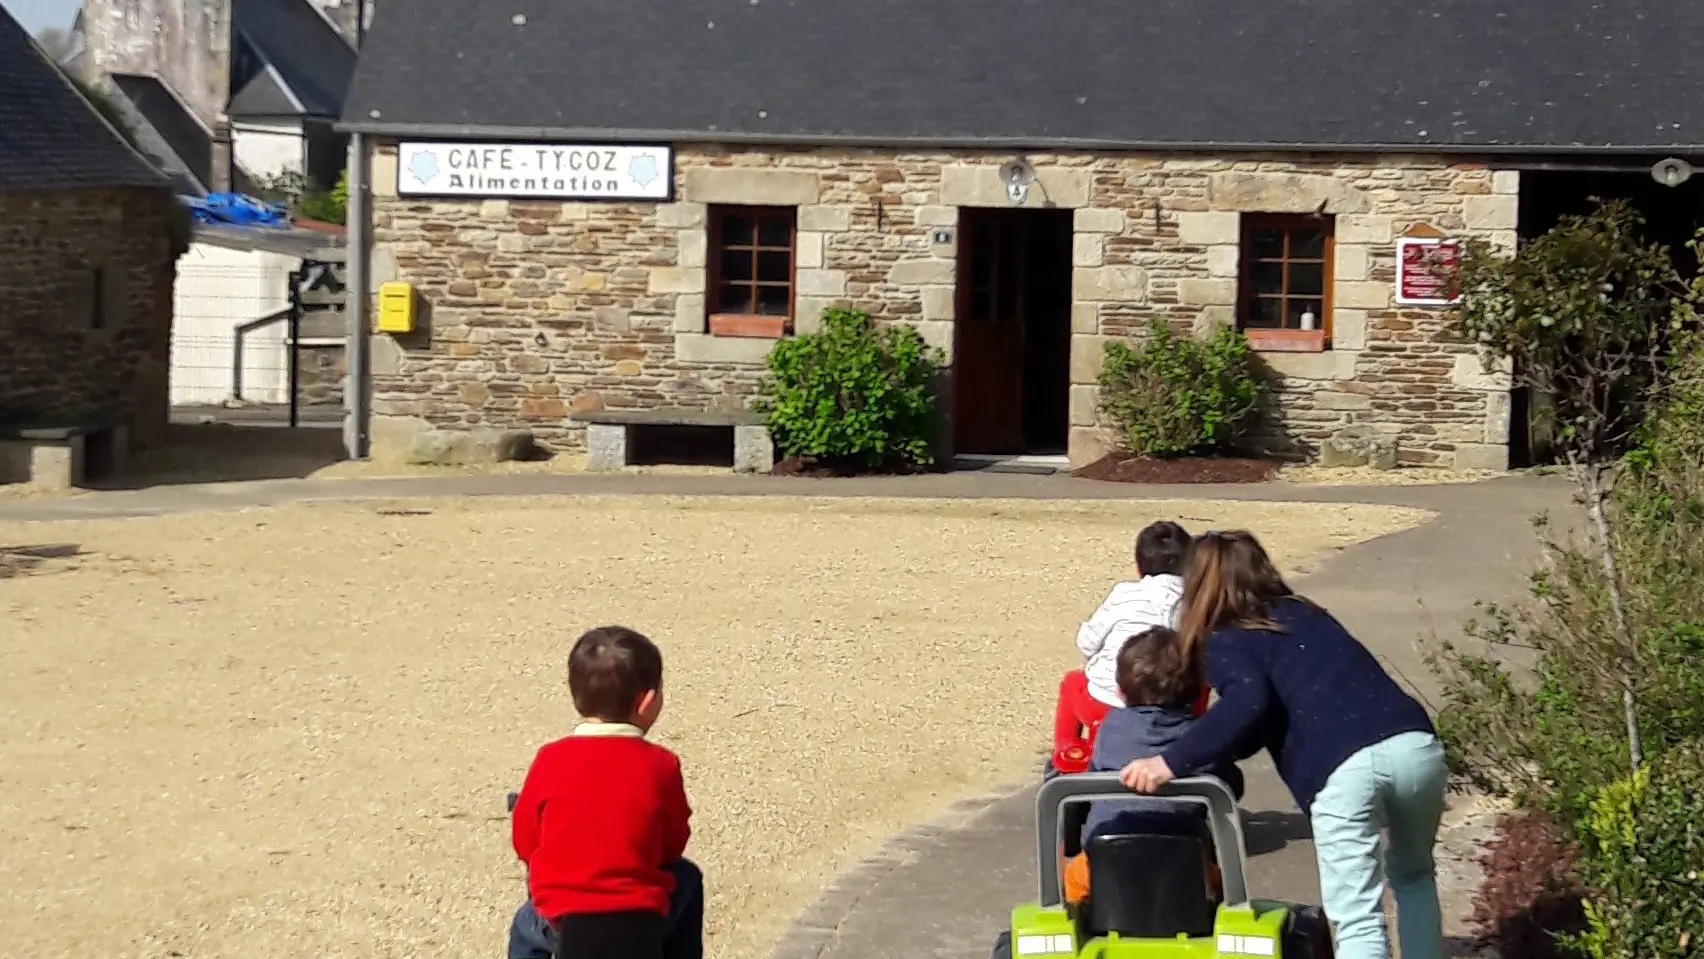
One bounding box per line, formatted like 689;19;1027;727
70;0;357;194
337;0;1704;470
1;8;186;476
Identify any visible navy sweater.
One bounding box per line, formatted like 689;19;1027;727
1161;598;1434;813
1084;705;1244;839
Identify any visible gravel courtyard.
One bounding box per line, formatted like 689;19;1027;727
0;494;1429;959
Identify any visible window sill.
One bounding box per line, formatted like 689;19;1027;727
708;314;788;339
1242;328;1328;353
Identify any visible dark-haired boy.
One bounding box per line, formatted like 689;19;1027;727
507;626;704;959
1052;521;1194;770
1065;626;1244;904
992;626;1246;959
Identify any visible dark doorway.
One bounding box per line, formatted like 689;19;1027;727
953;208;1074;456
1509;168;1704;466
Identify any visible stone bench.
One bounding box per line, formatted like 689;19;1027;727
0;421;126;491
570;409;774;473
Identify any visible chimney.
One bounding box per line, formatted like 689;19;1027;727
210;116;233;193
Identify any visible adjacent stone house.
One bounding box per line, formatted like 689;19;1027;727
337;0;1704;470
1;8;187;478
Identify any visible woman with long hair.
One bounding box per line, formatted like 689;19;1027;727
1119;530;1447;959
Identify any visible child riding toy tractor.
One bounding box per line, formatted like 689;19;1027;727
1001;773;1333;959
1051;676;1211;777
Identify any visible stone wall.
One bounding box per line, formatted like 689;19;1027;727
292;263;348;407
0;187;183;449
293;343;346;406
366;144;1517;469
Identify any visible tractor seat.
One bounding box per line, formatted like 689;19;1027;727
1080;830;1221;940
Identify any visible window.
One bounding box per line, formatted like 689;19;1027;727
708;205;795;335
1238;215;1334;342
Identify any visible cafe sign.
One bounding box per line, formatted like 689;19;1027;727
1394;236;1462;306
396;142;674;201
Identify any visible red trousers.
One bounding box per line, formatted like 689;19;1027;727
1053;670;1112;750
1052;669;1211;752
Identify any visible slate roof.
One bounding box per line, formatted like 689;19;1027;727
228;62;306;120
341;0;1704;154
230;0;356;120
109;73;215;195
0;8;169;191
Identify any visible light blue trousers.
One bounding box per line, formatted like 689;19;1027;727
1309;731;1449;959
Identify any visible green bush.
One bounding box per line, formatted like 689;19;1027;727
1432;343;1704;826
1627;330;1704;473
758;308;943;470
1097;320;1262;457
295;169;348;225
1571;739;1704;959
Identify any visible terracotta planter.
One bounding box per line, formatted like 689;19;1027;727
1243;328;1327;353
709;314;786;338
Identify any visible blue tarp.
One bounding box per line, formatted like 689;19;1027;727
181;193;290;228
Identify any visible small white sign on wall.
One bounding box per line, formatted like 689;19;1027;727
396;142;674;200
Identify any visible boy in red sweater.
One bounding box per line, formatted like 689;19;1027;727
506;626;703;959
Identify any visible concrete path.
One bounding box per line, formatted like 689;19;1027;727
754;475;1569;959
0;466;1563;525
0;469;1574;959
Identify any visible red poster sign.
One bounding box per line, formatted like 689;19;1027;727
1396;237;1461;306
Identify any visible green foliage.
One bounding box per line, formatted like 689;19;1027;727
1433;397;1704;828
258;169;348;226
1626;330;1704;472
757;308;943;470
1433;202;1704;959
1435;603;1704;827
1096;320;1263;457
298;169;349;226
1570;740;1704;959
1448;199;1687;461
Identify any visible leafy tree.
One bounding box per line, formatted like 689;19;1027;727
1445;200;1694;771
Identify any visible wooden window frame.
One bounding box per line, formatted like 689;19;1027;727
706;205;796;338
1237;214;1335;352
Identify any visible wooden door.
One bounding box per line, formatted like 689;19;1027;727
954;212;1028;454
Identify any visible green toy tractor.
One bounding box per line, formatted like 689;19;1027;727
1003;773;1334;959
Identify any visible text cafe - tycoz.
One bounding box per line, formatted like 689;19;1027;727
395;142;674;200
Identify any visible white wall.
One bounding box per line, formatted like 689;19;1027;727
232;119;306;183
172;242;302;406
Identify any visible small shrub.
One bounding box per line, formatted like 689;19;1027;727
1097;320;1262;457
1571;739;1704;959
1470;813;1587;959
758;308;943;470
258;170;348;226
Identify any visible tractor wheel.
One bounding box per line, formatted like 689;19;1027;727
1282;905;1334;959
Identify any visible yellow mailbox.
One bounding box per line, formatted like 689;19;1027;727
377;281;416;333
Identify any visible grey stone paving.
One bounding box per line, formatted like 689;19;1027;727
0;469;1573;959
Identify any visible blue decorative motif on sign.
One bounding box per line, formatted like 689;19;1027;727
627;152;660;188
408;150;440;185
